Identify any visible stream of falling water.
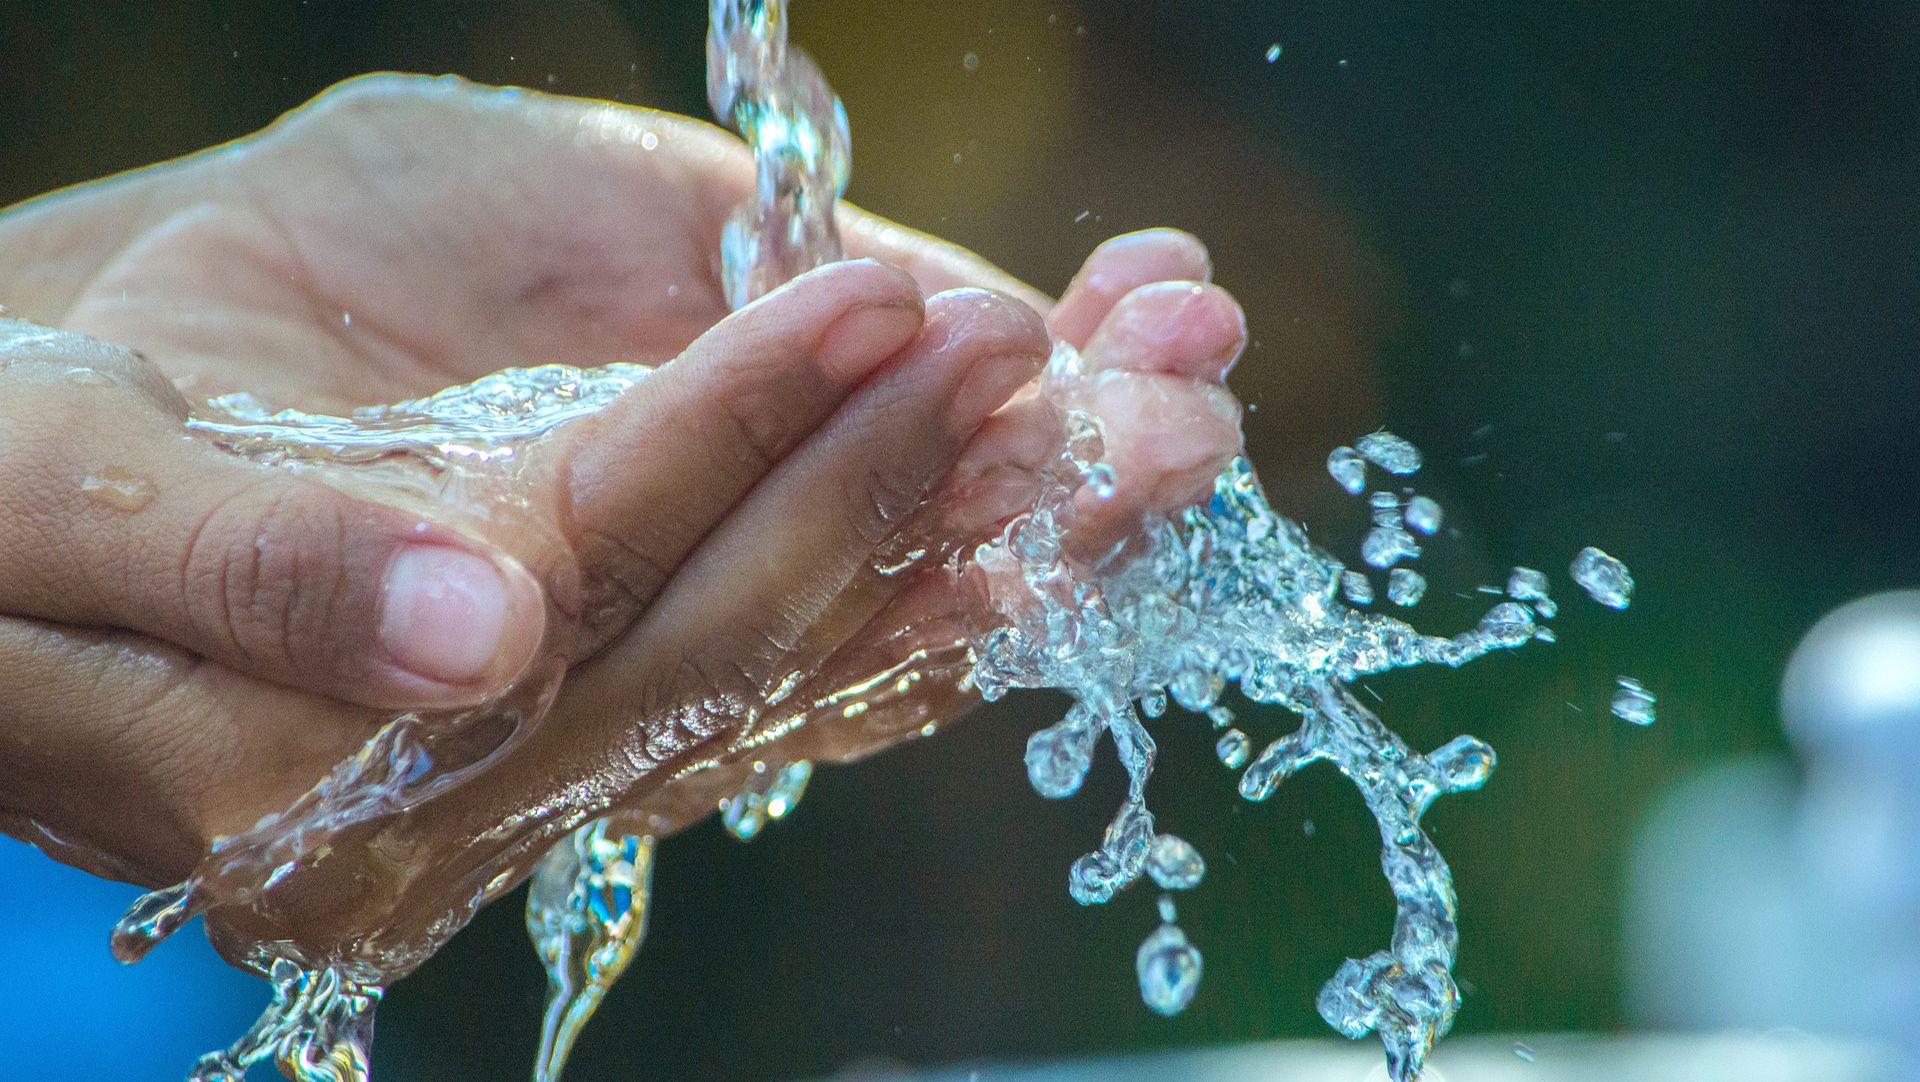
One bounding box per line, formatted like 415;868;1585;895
520;4;850;1077
93;5;1648;1082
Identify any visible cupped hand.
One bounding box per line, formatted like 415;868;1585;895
0;75;1247;970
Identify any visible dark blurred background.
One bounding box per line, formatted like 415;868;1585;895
3;1;1919;1079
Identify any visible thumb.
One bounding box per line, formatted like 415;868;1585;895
0;318;547;710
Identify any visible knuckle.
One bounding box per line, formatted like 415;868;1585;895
850;461;928;549
676;623;788;709
574;525;678;632
182;481;356;680
299;72;436;122
716;377;794;475
685;645;764;705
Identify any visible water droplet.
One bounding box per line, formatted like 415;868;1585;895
720;793;765;841
81;467;156;511
1084;462;1117;499
1387;568;1426;607
962;51;980;71
1403;495;1442;535
1169;669;1224;712
1512;1041;1536;1062
1428;735;1496;792
1327;446;1367;494
1136;923;1203;1016
1302;819;1316;838
1611;677;1656;726
1342;570;1375;605
1140;688;1168;718
1356;430;1422;474
1361;526;1421;569
1157;894;1178;924
64;366;115;386
1370;490;1403;527
1215;728;1250;768
1265;43;1282;62
1478;602;1536;647
1026;710;1100;798
1570;546;1634;609
1206;705;1236;730
1506;566;1550;601
1147;834;1205;890
763;761;813;820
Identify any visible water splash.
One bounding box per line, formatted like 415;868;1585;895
719;759;816;842
1327;445;1368;495
1137;921;1203;1017
183;958;383;1082
524;820;656;1082
1403;495;1442;536
965;401;1655;1077
1356;431;1423;475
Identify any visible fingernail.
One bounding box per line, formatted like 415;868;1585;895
815;295;925;382
951;348;1048;433
380;546;522;686
1090;229;1211;281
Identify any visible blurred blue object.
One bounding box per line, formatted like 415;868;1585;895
1628;591;1920;1081
0;839;263;1080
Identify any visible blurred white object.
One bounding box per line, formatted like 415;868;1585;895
1628;591;1920;1078
809;1033;1889;1082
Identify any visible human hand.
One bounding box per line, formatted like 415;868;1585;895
0;76;1246;970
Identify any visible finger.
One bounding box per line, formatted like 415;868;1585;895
551;258;925;641
1047;229;1212;349
599;288;1048;717
1065;284;1248;557
0;321;547;711
1079;280;1247;385
0;613;376;886
839;204;1054;313
760;571;978;766
932;395;1067;540
933;280;1247;548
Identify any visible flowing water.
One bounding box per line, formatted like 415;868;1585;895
91;5;1649;1082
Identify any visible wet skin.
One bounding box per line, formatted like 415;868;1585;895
0;75;1248;969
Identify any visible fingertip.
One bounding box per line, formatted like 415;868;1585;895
1083;280;1248;383
922;289;1051;432
1092;228;1212;280
737;258;926;382
1049;228;1214;346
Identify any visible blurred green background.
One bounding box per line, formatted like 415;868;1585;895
2;1;1918;1079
